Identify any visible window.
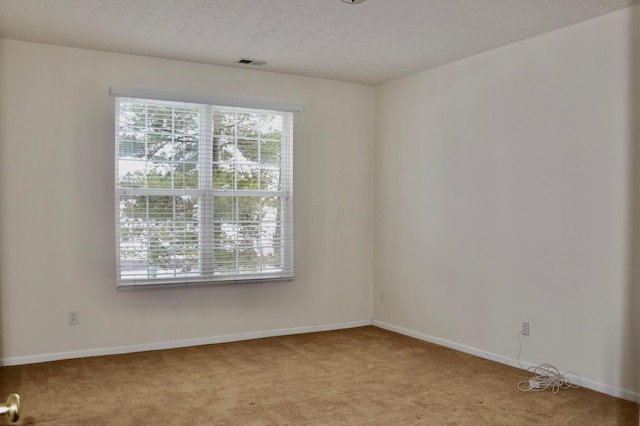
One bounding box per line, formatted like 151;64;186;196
115;96;294;287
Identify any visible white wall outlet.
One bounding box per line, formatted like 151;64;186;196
68;311;79;326
379;291;384;303
521;321;529;336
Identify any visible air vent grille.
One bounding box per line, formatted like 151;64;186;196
237;58;266;66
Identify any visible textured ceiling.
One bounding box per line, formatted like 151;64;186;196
0;0;638;85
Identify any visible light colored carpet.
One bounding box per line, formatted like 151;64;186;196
0;326;637;425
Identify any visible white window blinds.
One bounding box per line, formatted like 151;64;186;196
115;97;294;288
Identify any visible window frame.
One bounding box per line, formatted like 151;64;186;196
114;94;296;289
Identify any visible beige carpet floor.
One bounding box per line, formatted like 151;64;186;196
0;326;638;425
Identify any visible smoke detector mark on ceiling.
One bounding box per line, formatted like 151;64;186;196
237;58;266;66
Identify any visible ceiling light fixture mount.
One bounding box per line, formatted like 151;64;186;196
341;0;367;4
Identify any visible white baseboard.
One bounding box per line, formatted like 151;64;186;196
372;320;640;404
0;319;372;367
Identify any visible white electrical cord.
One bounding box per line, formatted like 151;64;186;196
516;331;581;393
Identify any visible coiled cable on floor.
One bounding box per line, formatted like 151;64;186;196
516;332;581;393
517;363;581;392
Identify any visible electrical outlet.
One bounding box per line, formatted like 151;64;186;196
68;311;79;326
521;321;529;336
379;291;384;303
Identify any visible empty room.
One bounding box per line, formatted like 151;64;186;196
0;0;639;424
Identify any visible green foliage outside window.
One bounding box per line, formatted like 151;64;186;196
117;100;287;281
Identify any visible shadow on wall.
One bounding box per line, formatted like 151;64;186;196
625;4;640;406
0;78;4;394
0;57;14;398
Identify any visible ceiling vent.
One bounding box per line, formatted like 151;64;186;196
237;58;266;66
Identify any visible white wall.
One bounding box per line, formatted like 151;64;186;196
374;6;639;398
0;39;373;359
